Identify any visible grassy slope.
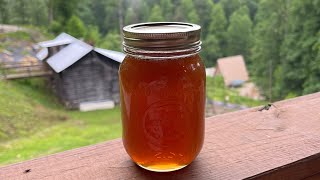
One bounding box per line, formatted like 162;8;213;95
206;76;266;107
0;76;264;166
0;79;122;166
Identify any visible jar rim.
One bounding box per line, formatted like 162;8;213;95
122;22;201;50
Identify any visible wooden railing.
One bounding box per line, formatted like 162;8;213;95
0;61;52;80
1;93;320;179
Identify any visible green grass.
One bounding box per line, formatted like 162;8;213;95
0;79;122;166
206;76;266;107
0;109;121;166
0;75;265;166
0;31;32;41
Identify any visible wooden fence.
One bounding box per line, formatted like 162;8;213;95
0;61;52;80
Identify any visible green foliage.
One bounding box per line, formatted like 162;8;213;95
76;0;94;26
0;0;9;23
219;0;241;19
202;35;221;67
179;0;199;23
250;0;290;100
226;7;252;58
160;0;174;21
280;0;320;96
202;3;227;66
103;0;121;34
206;76;265;107
99;32;122;51
49;20;62;35
125;8;139;25
53;0;78;25
65;15;86;38
0;31;31;41
148;5;165;22
1;0;317;99
85;25;101;45
194;0;215;37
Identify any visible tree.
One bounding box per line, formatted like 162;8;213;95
99;32;122;51
133;0;150;22
29;0;47;26
208;3;227;55
219;0;241;20
148;5;164;22
85;25;101;45
225;7;252;58
0;0;9;24
193;0;215;37
160;0;174;21
174;0;199;23
91;0;108;33
11;0;30;24
53;0;78;25
250;0;290;100
280;0;320;96
76;0;94;26
201;3;227;66
104;0;121;33
65;15;86;38
201;35;221;67
125;8;139;25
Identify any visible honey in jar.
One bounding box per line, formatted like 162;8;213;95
120;22;205;172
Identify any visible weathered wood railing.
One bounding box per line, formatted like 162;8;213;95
1;93;320;179
0;61;52;80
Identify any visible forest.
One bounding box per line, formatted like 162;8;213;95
0;0;319;101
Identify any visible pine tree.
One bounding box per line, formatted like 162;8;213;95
280;0;320;96
219;0;241;20
226;7;252;58
193;0;214;37
250;0;289;100
0;0;9;24
201;3;227;66
208;3;227;56
174;0;199;23
202;35;221;67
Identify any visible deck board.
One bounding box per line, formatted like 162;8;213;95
1;92;320;179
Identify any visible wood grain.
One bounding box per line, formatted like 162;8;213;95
1;92;320;180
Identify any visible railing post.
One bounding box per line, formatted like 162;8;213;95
28;61;32;77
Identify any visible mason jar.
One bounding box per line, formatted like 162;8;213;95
119;22;205;172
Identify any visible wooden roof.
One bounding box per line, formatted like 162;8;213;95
1;92;320;179
36;33;125;73
216;55;249;86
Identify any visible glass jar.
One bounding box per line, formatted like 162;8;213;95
119;22;205;172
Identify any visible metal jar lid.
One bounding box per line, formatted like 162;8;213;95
122;22;201;51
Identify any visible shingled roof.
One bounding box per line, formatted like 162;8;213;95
215;55;249;86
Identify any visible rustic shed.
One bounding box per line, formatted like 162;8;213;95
36;33;125;109
215;55;249;87
36;33;77;61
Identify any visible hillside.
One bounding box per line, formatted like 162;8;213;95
0;30;264;166
0;78;122;166
0;79;66;141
